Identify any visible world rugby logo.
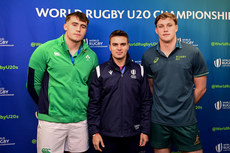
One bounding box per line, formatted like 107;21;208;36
83;38;89;45
214;101;222;110
215;143;223;153
131;69;136;79
214;58;221;68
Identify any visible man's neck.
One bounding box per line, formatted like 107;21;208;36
65;35;81;56
159;38;177;57
113;57;126;67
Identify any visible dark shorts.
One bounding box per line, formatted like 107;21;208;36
99;135;140;153
150;122;203;152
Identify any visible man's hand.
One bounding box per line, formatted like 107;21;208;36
139;133;149;147
92;133;105;152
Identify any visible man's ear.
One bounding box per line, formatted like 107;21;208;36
64;23;67;31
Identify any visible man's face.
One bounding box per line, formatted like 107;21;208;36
109;36;129;61
64;16;87;43
155;18;178;43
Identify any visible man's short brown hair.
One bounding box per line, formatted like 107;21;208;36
155;12;177;27
65;12;89;25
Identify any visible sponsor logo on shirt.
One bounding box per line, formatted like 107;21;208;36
54;52;60;56
108;70;113;75
194;135;201;145
86;55;90;61
134;124;140;130
176;55;186;60
153;57;159;64
131;69;136;79
42;148;51;153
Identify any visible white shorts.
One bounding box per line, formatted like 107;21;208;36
37;120;89;153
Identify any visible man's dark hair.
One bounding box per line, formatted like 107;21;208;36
109;30;129;44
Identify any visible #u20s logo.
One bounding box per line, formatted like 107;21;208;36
214;101;222;110
214;58;221;68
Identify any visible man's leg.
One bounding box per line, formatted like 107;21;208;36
154;148;171;153
122;135;140;153
64;120;89;153
182;149;203;153
37;120;67;153
150;123;172;153
172;124;203;153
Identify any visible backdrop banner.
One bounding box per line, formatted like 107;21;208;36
0;0;229;153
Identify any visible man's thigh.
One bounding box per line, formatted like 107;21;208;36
64;120;89;153
37;120;67;153
172;124;203;152
150;122;172;149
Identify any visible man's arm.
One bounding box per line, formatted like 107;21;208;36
148;78;153;94
193;75;207;104
87;54;99;86
87;66;104;151
139;67;153;146
27;46;47;104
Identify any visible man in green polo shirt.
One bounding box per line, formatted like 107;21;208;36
142;12;209;153
27;12;98;153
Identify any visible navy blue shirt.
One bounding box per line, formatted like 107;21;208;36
142;40;209;126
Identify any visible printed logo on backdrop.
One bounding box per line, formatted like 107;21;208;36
0;88;14;96
129;42;158;48
216;143;230;152
134;60;141;64
214;58;230;68
84;38;108;48
0;38;14;47
31;42;42;47
216;143;223;153
178;38;198;47
211;42;230;47
0;137;15;146
212;126;230;132
35;8;230;21
0;114;19;120
211;84;230;89
0;65;18;71
214;101;230;110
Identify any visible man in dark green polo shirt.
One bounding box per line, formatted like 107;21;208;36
142;12;209;153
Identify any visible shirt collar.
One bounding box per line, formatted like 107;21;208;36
59;34;86;56
156;39;182;55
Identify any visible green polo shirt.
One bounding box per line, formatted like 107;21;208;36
142;40;209;126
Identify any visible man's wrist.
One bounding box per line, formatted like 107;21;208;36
93;133;99;137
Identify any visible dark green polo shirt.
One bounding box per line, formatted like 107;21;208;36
142;40;209;126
